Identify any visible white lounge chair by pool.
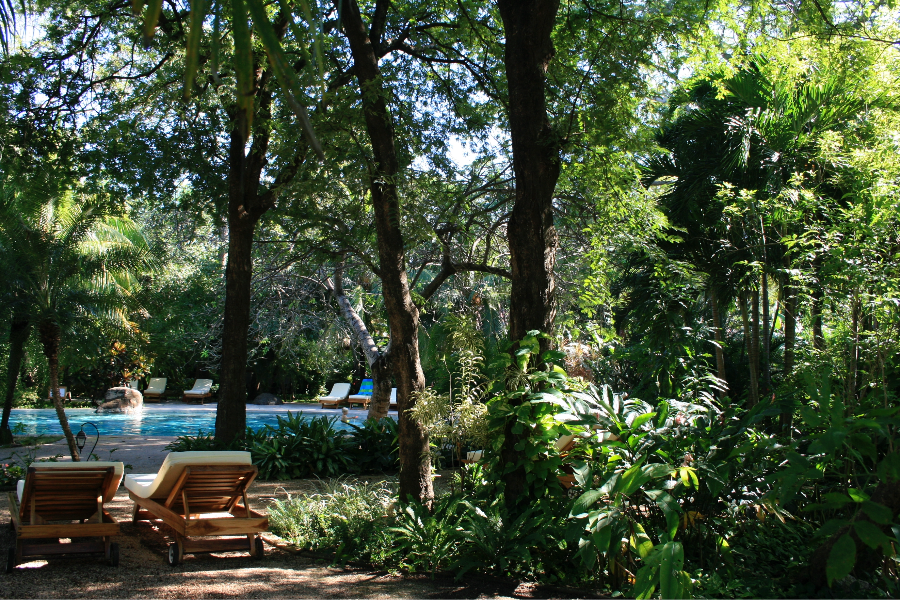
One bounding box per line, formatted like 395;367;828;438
182;379;213;404
319;382;351;408
143;377;167;402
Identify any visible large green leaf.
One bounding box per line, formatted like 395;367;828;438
853;521;892;550
659;541;685;599
826;534;856;586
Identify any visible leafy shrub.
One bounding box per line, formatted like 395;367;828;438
268;478;394;560
346;417;399;473
387;494;464;576
169;414;400;480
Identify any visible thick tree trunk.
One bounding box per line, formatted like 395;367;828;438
338;0;432;505
0;314;31;444
739;292;759;407
38;321;80;461
497;0;562;509
709;287;728;398
215;124;259;444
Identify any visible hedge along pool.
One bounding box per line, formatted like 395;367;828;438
8;405;373;437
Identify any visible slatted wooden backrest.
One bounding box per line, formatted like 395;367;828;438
19;466;115;523
163;465;258;515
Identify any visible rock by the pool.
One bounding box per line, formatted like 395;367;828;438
253;393;282;405
96;386;143;412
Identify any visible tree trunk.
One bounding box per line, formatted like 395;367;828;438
497;0;562;508
847;293;859;409
783;277;797;375
215;123;259;445
326;262;392;420
709;287;728;398
811;277;826;351
782;272;797;431
739;292;759;407
761;273;771;397
38;320;80;461
338;0;432;505
0;314;31;444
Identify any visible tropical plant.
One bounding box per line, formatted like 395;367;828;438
0;192;154;460
268;478;395;560
345;417;399;474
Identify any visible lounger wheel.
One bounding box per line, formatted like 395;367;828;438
107;543;120;567
6;547;15;574
252;536;264;560
167;543;182;567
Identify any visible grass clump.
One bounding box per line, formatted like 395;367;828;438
269;478;395;562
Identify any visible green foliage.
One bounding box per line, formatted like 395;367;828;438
268;478;395;561
411;312;491;467
345;417;399;473
167;414;399;480
388;495;464;576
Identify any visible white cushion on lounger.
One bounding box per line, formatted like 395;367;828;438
124;451;251;499
184;379;213;395
319;383;351;401
145;378;167;394
17;461;125;503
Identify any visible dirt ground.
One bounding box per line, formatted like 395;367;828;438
1;472;603;599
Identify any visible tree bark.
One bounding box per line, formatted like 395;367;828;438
709;287;728;398
762;273;771;397
847;293;860;408
811;266;826;351
496;0;562;509
0;314;31;444
215;21;307;444
325;261;392;420
739;292;759;407
215;121;259;444
783;278;797;374
38;320;80;461
338;0;432;505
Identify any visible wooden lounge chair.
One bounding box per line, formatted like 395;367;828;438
319;382;351;408
7;462;124;572
182;379;213;404
347;379;374;409
47;387;71;402
143;377;168;403
125;451;267;566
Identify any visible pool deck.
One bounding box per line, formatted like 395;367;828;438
1;402;393;473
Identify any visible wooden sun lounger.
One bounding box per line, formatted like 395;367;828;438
182;379;213;404
7;464;123;572
126;453;267;566
319;382;351;408
143;377;167;403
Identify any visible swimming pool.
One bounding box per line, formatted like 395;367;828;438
8;406;367;437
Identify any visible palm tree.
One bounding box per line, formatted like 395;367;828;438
0;191;154;459
644;58;877;408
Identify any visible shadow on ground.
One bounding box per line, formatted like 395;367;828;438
2;477;606;599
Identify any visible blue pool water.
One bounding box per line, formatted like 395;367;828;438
9;407;361;437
